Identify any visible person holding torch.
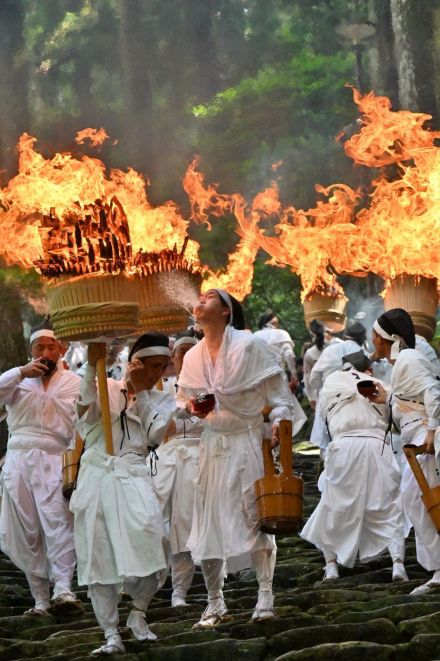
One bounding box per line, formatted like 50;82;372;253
71;332;177;655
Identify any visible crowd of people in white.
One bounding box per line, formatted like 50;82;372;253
0;290;440;656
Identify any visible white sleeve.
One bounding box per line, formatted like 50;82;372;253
0;367;23;406
262;373;295;426
280;343;297;376
135;392;176;446
309;363;323;399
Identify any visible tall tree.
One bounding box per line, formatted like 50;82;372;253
0;0;29;181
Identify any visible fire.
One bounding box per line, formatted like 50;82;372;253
183;157;260;300
238;89;440;299
237;182;361;300
343;88;440;167
343;89;440;283
0;132;200;271
75;128;111;147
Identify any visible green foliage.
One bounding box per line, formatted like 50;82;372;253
0;266;44;371
243;257;309;348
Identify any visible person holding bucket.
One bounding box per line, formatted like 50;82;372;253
369;308;440;595
301;350;407;582
177;289;294;628
0;319;81;615
71;332;177;655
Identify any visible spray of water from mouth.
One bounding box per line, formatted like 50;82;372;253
158;272;200;327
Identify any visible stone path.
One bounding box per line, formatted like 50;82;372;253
2;451;440;660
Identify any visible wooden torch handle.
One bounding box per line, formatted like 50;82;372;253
403;444;430;496
96;355;114;456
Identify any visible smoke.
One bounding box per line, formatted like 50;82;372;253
344;284;385;351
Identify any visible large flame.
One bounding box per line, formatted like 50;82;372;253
183;157;260;300
238;181;361;300
244;89;440;297
344;89;440;283
344;87;440;167
0;133;199;269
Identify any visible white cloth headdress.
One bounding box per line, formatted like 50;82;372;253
131;346;171;361
373;319;403;360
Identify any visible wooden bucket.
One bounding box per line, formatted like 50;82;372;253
255;420;304;534
46;273;141;341
62;434;85;499
403;444;440;533
384;275;438;341
303;292;348;333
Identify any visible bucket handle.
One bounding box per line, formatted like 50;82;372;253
279;419;293;477
262;438;275;476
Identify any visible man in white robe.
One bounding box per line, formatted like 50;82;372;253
71;332;177;655
309;321;366;457
177;289;295;629
254;312;306;437
254;311;298;385
371;309;440;595
301;350;407;581
153;330;203;607
0;320;80;615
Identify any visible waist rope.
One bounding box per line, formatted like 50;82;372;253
149;447;159;476
382;399;395;456
119;389;131;451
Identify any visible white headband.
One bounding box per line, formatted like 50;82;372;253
373;320;402;359
215;289;234;325
30;329;57;344
173;336;198;351
131;346;171;361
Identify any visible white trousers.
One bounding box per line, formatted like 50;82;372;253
0;449;75;608
171;551;195;600
89;574;160;638
201;549;276;602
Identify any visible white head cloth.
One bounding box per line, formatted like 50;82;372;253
131;346;171;361
173;336;198;351
215;289;234;325
30;329;57;344
373;319;402;360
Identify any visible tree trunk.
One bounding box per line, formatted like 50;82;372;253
0;278;28;373
390;0;438;121
118;0;155;176
367;0;399;105
0;0;29;182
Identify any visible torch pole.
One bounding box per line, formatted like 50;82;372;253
95;352;114;456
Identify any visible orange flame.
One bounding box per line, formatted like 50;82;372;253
344;87;440;167
343;89;440;282
240;182;361;300
0;132;199;268
75;127;111;147
183;156;260;300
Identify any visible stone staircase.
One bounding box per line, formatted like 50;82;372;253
2;452;440;660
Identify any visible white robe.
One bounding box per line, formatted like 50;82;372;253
177;326;294;572
71;368;175;586
0;365;80;581
254;327;307;436
153;408;202;555
391;349;440;570
301;368;404;567
309;339;362;452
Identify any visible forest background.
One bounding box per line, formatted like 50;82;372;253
0;0;438;371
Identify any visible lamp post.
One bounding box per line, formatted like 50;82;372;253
335;21;377;93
